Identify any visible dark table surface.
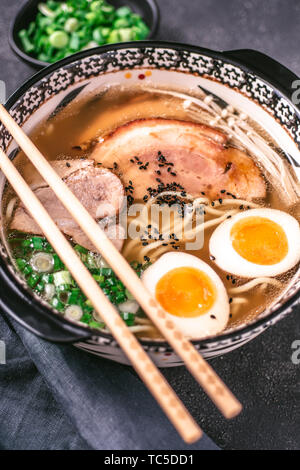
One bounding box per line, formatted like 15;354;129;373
0;0;300;450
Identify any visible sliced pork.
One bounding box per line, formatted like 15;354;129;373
91;118;266;201
11;162;125;252
23;159;95;190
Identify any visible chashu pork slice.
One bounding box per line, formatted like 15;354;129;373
22;158;95;190
11;163;125;252
91;118;266;201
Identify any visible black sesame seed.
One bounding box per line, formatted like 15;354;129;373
224;161;232;173
66;162;71;167
210;314;216;319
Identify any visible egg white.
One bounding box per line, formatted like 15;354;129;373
209;208;300;278
141;252;230;339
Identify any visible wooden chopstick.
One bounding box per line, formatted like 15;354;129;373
0;103;242;419
0;145;202;444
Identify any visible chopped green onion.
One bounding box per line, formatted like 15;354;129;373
93;274;105;283
88;320;105;329
65;305;83;321
51;296;65;311
64;17;79;33
23;264;33;276
90;1;105;12
114;18;131;28
116;6;132;17
56;283;71;292
27;273;41;288
81;312;93;324
69;33;80;51
41;273;54;284
93;27;105;44
105;277;116;287
118;28;133;42
35;281;45;293
100;267;113;276
16;258;27;271
67;289;82;305
83;300;94;313
100;27;110;39
49;31;69;49
115;292;126;304
101;4;114;15
53;270;72;286
38;2;56;18
120;312;135;326
86;252;101;269
18;0;150;63
125;288;134;300
74;244;88;254
107;30;120;43
30;252;54;273
118;299;139;314
53;254;64;271
18;30;35;53
44;283;55;300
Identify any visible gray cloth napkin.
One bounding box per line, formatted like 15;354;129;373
0;311;219;450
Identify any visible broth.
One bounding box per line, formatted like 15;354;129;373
3;84;300;339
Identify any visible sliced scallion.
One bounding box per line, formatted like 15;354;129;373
30;252;54;273
118;299;139;314
53;270;72;286
65;305;83;321
44;283;56;300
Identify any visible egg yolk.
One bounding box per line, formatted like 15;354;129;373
155;267;216;317
230;216;288;265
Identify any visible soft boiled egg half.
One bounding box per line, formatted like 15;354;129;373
209;208;300;278
141;252;230;339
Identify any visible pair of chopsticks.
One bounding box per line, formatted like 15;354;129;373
0;103;242;443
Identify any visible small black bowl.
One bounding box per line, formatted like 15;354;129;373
9;0;159;69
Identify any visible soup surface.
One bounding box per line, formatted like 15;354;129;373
3;84;300;339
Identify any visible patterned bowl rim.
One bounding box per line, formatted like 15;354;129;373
2;40;300;348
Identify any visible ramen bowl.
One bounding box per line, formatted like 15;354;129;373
1;41;300;366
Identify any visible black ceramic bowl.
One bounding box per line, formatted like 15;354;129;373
9;0;159;68
1;41;300;366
